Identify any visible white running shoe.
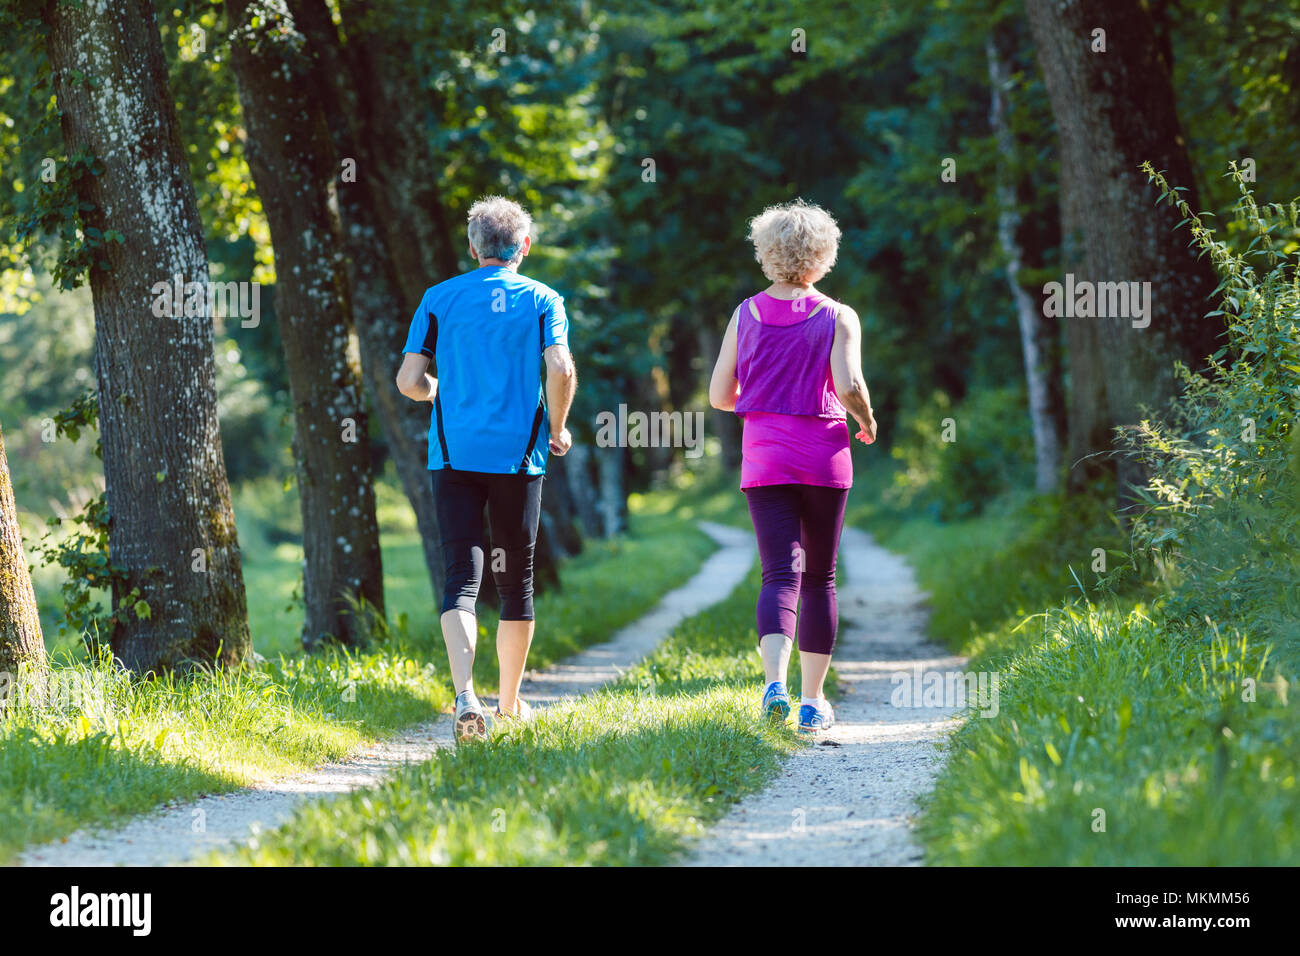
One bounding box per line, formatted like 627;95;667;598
453;690;488;745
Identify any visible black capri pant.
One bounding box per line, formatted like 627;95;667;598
433;469;543;621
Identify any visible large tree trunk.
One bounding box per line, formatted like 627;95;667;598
0;423;47;686
286;0;445;604
227;0;383;648
335;0;461;304
1026;0;1220;501
44;0;251;672
987;36;1064;494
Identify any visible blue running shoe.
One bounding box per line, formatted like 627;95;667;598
761;681;791;723
798;698;835;734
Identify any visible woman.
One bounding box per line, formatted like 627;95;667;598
709;199;878;734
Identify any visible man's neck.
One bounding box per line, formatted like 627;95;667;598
478;259;517;270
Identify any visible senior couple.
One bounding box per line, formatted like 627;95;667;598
396;196;877;744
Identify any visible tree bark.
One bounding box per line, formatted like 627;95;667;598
44;0;251;672
334;0;461;304
286;0;445;603
1025;0;1220;500
596;445;627;538
226;0;383;648
539;454;584;558
0;423;47;686
565;444;604;539
987;36;1064;494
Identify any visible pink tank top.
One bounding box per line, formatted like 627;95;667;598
735;292;852;490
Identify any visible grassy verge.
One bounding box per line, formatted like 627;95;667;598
920;600;1298;864
1;484;714;863
853;469;1299;865
220;563;812;866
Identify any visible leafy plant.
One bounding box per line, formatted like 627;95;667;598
1128;165;1300;652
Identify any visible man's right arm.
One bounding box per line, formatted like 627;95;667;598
396;352;438;402
544;344;577;455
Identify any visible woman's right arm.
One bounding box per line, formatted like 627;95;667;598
830;304;878;443
708;308;741;412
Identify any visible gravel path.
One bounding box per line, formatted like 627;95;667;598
19;521;755;867
685;525;968;867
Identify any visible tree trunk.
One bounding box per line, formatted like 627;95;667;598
44;0;251;672
596;445;627;538
227;0;383;648
0;423;47;687
540;454;584;557
987;36;1064;494
1025;0;1220;501
335;0;462;303
565;444;604;539
286;0;445;603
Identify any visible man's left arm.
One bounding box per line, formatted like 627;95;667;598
543;293;576;454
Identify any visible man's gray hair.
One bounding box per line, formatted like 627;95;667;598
467;195;533;263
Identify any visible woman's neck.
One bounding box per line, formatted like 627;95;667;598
765;281;817;300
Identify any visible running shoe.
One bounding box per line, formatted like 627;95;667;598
761;680;791;724
453;690;488;745
494;698;534;722
798;697;835;734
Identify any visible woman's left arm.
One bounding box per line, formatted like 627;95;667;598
708;307;741;411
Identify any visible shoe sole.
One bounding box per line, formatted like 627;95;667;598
798;722;833;734
454;711;487;745
764;698;791;723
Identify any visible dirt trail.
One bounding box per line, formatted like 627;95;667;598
19;521;754;867
686;526;968;867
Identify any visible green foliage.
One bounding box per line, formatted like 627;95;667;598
915;165;1300;867
14;150;124;290
886;387;1035;521
28;390;150;649
1129;166;1300;657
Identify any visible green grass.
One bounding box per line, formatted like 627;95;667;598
853;465;1300;865
920;601;1299;865
0;638;448;862
220;563;813;866
0;480;716;863
846;467;1132;657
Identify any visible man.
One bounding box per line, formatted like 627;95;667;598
396;195;577;744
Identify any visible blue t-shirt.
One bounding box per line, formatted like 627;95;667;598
403;266;568;474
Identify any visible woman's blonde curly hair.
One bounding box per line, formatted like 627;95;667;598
747;199;841;284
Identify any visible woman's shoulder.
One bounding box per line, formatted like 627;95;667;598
829;300;860;326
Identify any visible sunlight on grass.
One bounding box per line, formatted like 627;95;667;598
922;603;1299;865
0;478;716;862
218;564;816;866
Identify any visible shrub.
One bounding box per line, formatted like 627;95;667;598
1130;165;1300;657
887;386;1035;520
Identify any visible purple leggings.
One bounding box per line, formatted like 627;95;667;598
743;484;849;655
